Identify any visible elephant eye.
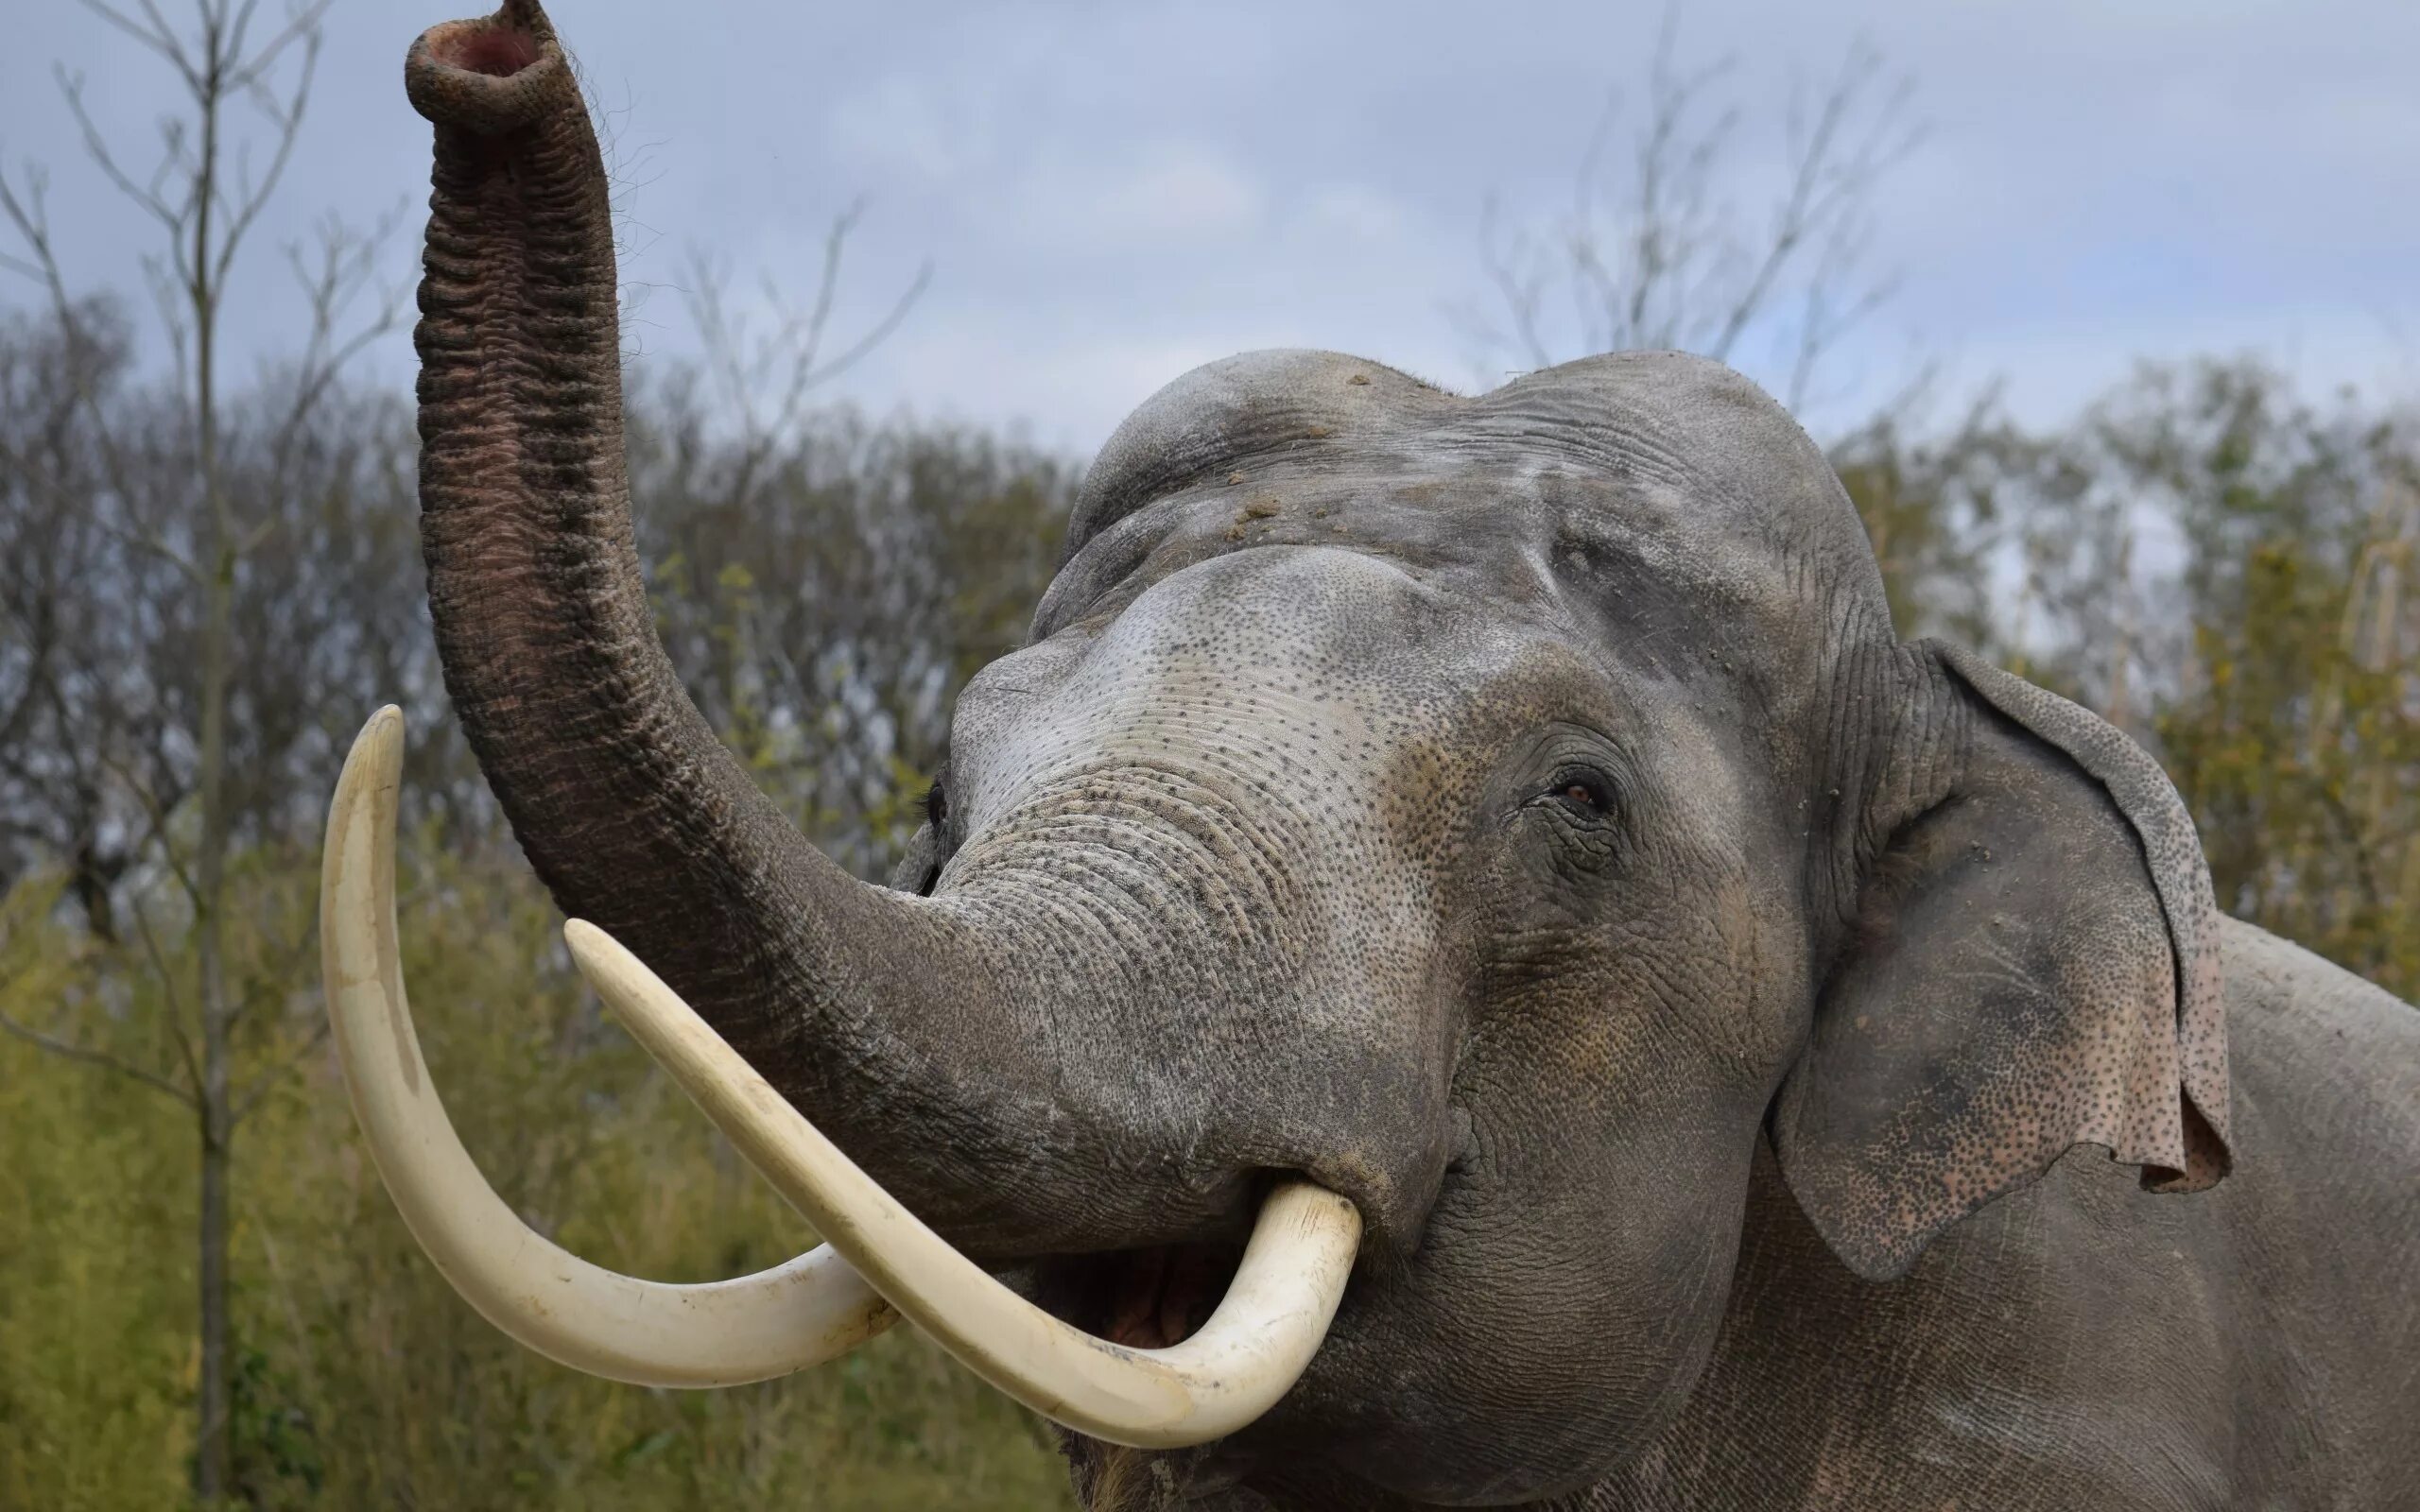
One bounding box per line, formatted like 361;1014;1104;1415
1546;765;1614;816
915;780;953;897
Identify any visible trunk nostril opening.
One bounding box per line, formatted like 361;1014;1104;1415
435;26;542;77
405;13;567;142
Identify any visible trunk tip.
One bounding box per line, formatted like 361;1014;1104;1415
406;2;569;135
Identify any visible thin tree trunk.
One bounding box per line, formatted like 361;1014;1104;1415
0;6;346;1497
190;28;233;1502
2104;529;2135;735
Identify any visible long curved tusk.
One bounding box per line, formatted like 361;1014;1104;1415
564;919;1364;1450
320;708;896;1387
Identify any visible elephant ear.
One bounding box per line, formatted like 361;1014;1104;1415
1772;642;2231;1281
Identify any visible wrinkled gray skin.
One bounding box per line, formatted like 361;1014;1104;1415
403;6;2420;1507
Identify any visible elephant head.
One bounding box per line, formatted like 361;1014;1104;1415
330;3;2233;1504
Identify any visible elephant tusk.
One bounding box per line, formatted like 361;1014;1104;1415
320;708;896;1387
564;919;1364;1450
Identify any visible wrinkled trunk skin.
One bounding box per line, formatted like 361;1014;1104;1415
404;2;1091;1252
410;1;818;1060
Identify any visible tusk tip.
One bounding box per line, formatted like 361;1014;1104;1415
337;706;406;799
357;702;405;747
562;918;617;972
562;922;653;1028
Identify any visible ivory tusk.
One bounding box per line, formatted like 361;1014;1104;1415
320;708;896;1387
564;919;1364;1450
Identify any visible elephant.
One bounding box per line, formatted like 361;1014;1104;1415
329;2;2420;1506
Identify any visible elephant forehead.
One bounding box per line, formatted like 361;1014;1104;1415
1077;349;1874;568
1051;348;1893;673
974;545;1554;816
943;550;1571;1017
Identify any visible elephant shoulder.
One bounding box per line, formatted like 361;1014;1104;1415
2217;915;2420;1115
2213;915;2419;1229
2190;917;2420;1500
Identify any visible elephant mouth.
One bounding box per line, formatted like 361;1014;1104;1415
1039;1238;1253;1352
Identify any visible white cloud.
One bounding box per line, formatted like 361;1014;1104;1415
1958;302;2420;428
826;77;991;181
1298;184;1409;243
1009;143;1269;251
850;309;1295;453
5;0;2413;458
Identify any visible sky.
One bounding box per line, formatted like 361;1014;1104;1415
4;0;2416;457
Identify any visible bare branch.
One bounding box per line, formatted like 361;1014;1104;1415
1460;195;1553;371
0;168;81;315
265;205;406;470
677;200;930;508
223;0;330;95
0;1006;198;1108
226;910;316;1034
58;67;190;236
209;27;320;298
1461;5;1923;420
230;1016;330;1126
803;260;931;396
78;0;199;87
89;738;202;906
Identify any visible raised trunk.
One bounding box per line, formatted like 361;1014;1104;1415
404;2;1081;1249
410;1;806;1047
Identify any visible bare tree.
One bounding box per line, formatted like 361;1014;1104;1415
681;204;932;507
0;1;399;1497
634;227;1071;880
0;301;153;936
1455;8;1922;417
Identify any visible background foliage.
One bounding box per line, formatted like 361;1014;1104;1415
0;316;1086;1507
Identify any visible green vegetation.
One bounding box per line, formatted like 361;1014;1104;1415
2;854;1076;1509
1834;359;2419;999
0;296;1083;1503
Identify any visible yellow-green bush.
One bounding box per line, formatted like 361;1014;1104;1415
0;850;1074;1510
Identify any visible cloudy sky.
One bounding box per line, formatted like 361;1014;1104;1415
5;0;2414;455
